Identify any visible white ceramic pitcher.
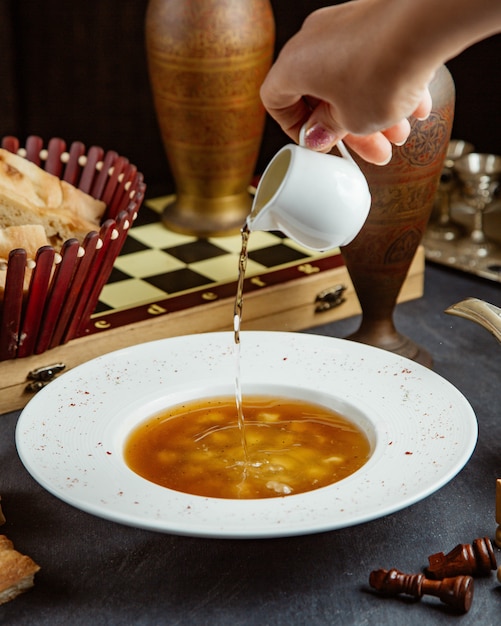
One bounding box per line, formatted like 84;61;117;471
246;135;371;251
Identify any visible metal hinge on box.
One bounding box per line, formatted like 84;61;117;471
315;285;347;313
25;363;66;393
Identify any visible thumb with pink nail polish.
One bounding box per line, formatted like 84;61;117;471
302;123;340;152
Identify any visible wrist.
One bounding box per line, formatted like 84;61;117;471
385;0;501;69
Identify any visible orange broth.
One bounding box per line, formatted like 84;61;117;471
124;395;371;499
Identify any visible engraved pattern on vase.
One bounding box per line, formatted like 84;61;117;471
146;0;275;216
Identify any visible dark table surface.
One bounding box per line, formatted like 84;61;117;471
1;262;501;626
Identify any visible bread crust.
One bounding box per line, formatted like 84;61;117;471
0;224;49;260
0;225;51;295
0;535;40;604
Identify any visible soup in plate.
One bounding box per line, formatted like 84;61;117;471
124;395;372;499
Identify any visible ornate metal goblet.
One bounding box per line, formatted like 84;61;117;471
425;139;474;242
454;153;501;259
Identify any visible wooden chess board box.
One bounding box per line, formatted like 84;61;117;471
1;197;425;413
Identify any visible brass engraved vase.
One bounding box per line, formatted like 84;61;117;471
341;66;455;367
145;0;275;236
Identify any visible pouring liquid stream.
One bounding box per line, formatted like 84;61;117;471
233;221;251;467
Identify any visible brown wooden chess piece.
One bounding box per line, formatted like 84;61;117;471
369;568;474;613
341;65;455;367
426;537;497;579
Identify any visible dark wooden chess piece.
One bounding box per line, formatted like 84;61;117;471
369;568;474;614
426;537;497;579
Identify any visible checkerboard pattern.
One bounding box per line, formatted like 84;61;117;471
93;196;336;316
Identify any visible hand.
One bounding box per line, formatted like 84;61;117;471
260;1;435;164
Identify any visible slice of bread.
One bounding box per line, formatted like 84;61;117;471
0;535;40;605
0;148;106;248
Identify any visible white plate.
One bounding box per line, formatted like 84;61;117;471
16;332;477;539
